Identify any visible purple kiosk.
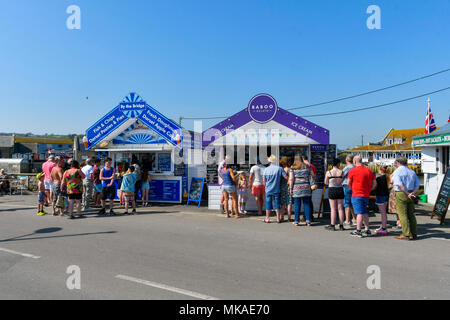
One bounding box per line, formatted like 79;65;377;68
202;94;335;211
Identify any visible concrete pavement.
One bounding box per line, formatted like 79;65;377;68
0;194;449;300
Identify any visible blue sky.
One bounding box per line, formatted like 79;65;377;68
1;0;449;149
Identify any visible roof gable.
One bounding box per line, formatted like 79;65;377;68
85;93;182;150
202;106;329;147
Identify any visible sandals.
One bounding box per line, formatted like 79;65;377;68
263;219;271;223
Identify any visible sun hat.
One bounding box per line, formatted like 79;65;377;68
268;155;277;163
48;155;55;161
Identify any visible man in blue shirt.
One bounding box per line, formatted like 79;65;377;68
263;155;287;223
392;156;420;240
342;155;356;226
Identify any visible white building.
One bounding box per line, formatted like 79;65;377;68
347;128;424;166
413;124;450;204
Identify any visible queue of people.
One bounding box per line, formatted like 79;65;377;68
219;153;421;241
35;152;422;240
36;156;152;219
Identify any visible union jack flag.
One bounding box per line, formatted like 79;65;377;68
425;98;437;134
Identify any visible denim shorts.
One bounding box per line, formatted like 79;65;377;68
266;193;281;211
222;185;236;194
351;197;369;215
343;186;353;208
375;195;389;205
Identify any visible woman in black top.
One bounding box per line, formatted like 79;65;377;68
375;166;390;235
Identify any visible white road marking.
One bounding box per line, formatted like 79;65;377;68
115;274;219;300
430;237;450;242
0;247;41;259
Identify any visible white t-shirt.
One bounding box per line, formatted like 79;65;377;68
81;165;93;181
250;164;265;186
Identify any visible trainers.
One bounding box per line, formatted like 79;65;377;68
339;224;345;231
350;230;363;238
376;227;388;235
37;211;46;216
362;229;372;237
131;209;136;214
393;225;402;230
98;208;106;215
325;225;336;231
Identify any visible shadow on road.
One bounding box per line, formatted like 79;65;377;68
0;207;36;212
0;227;117;243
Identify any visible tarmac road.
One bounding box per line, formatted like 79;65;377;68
0;195;449;300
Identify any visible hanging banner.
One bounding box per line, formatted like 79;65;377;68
138;104;183;149
85;107;128;150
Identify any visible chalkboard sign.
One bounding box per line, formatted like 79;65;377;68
432;169;450;224
187;177;206;207
311;151;326;188
326;144;337;164
206;164;218;184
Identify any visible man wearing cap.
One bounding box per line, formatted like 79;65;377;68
42;155;57;206
263;155;288;223
249;157;266;215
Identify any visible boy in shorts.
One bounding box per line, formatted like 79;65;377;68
37;173;47;216
121;166;137;215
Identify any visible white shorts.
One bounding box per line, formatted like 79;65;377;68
44;180;54;191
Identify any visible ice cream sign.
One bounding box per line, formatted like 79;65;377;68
248;94;278;124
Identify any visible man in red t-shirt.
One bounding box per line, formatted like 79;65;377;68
348;155;377;238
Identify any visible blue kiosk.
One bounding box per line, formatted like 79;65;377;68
83;93;203;203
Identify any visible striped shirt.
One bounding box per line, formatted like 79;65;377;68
290;167;315;198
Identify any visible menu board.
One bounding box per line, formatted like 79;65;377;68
187;177;206;207
175;163;186;176
206;165;218;184
150;179;181;203
326;144;337;164
432;169;450;224
311;151;326;188
157;153;172;172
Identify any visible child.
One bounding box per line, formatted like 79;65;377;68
141;170;151;207
238;172;249;214
37;172;47;216
375;166;390;235
121;166;137;215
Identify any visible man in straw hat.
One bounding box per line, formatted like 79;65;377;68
262;154;288;223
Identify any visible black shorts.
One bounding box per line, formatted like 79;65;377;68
102;186;116;200
328;187;345;200
68;193;82;200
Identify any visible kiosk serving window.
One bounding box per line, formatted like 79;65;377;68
279;146;308;161
130;152;173;174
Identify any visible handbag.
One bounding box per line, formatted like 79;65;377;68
56;194;66;209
